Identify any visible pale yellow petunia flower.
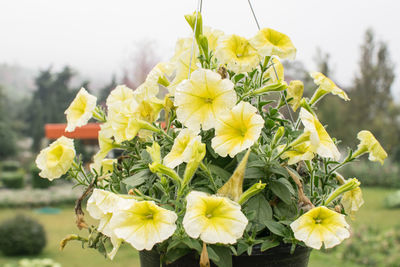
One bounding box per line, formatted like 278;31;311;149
279;141;315;165
35;136;75;180
212;101;264;157
182;191;248;244
352;130;387;165
203;26;224;52
163;128;201;169
65;87;97;132
286;80;304;112
341;187;364;219
300;108;341;160
174;68;237;132
215;34;260;73
309;72;350;105
250;28;296;60
290;206;350;249
109;200;177;251
263;57;284;84
86;189;132;259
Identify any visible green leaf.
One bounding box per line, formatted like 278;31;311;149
268;162;288;178
244;194;272;224
122;170;150;187
270;179;292;205
181;237;202;252
244;167;265;179
260;239;280;252
264;220;289;237
210;245;232;267
209;164;231;181
207;246;220;263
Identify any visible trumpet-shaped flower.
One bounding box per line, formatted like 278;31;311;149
352;130;387;165
91;158;117;175
300;108;341;160
250;28;296;60
109;200;177;251
263;57;284;84
86;189;131;259
35;136;75;180
183;191;248;244
212;101;264;157
309;72;350;104
215;34;260;73
286;80;304;112
290;206;350;249
163;129;201;168
175;68;236;132
341;187;364;218
65;87;97;132
279;141;316;165
203;26;224;52
106;85;135;112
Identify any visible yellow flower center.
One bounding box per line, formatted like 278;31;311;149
204;97;213;104
314;218;323;224
47;145;64;167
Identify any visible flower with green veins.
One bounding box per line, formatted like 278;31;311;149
182;191;248;244
263;57;284;84
352;130;387;165
290;206;350;249
109;200;177;251
86;189;132;259
212;101;264;157
35;136;75;180
91;158;117;175
300;108;341;161
286;80;304;112
215;34;260;73
279;141;316;165
175;68;236;132
250;28;296;60
163;128;201;169
309;72;350;105
146;142;161;164
341;187;364;219
65;87;97;132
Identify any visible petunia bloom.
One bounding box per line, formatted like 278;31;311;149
65;87;97;132
341;187;364;219
86;189;131;259
286;80;304;112
35;136;75;180
203;26;224;52
290;206;350;249
309;72;350;105
109;200;177;251
250;28;296;60
212;101;264;157
279;141;315;165
183;191;248;244
300;108;341;161
163;129;202;169
175;68;237;132
263;57;284;84
215;34;260;73
352;130;387;165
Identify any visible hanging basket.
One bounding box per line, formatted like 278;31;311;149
139;243;312;267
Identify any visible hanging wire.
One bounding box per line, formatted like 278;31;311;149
247;0;295;124
188;0;203;79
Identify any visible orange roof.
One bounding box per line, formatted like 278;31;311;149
45;123;101;140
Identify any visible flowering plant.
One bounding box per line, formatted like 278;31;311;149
36;12;387;266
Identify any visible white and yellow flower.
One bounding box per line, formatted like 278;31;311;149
352;130;387;165
203;26;224;52
309;72;350;105
65;87;97;132
106;85;135;112
212;101;264;157
109;200;177;251
250;28;296;60
341;187;364;219
215;34;260;73
35;136;75;180
175;68;236;132
300;108;341;160
286;80;304;112
263;57;284;84
290;206;350;249
163;129;202;169
91;158;117;175
86;189;131;259
183;191;248;244
280;141;315;165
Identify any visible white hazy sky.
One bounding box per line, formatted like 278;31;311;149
1;0;399;92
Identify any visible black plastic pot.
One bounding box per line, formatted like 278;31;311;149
139;243;312;267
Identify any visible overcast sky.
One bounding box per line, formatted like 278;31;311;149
1;0;399;93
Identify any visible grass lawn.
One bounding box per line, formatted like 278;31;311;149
0;187;398;266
